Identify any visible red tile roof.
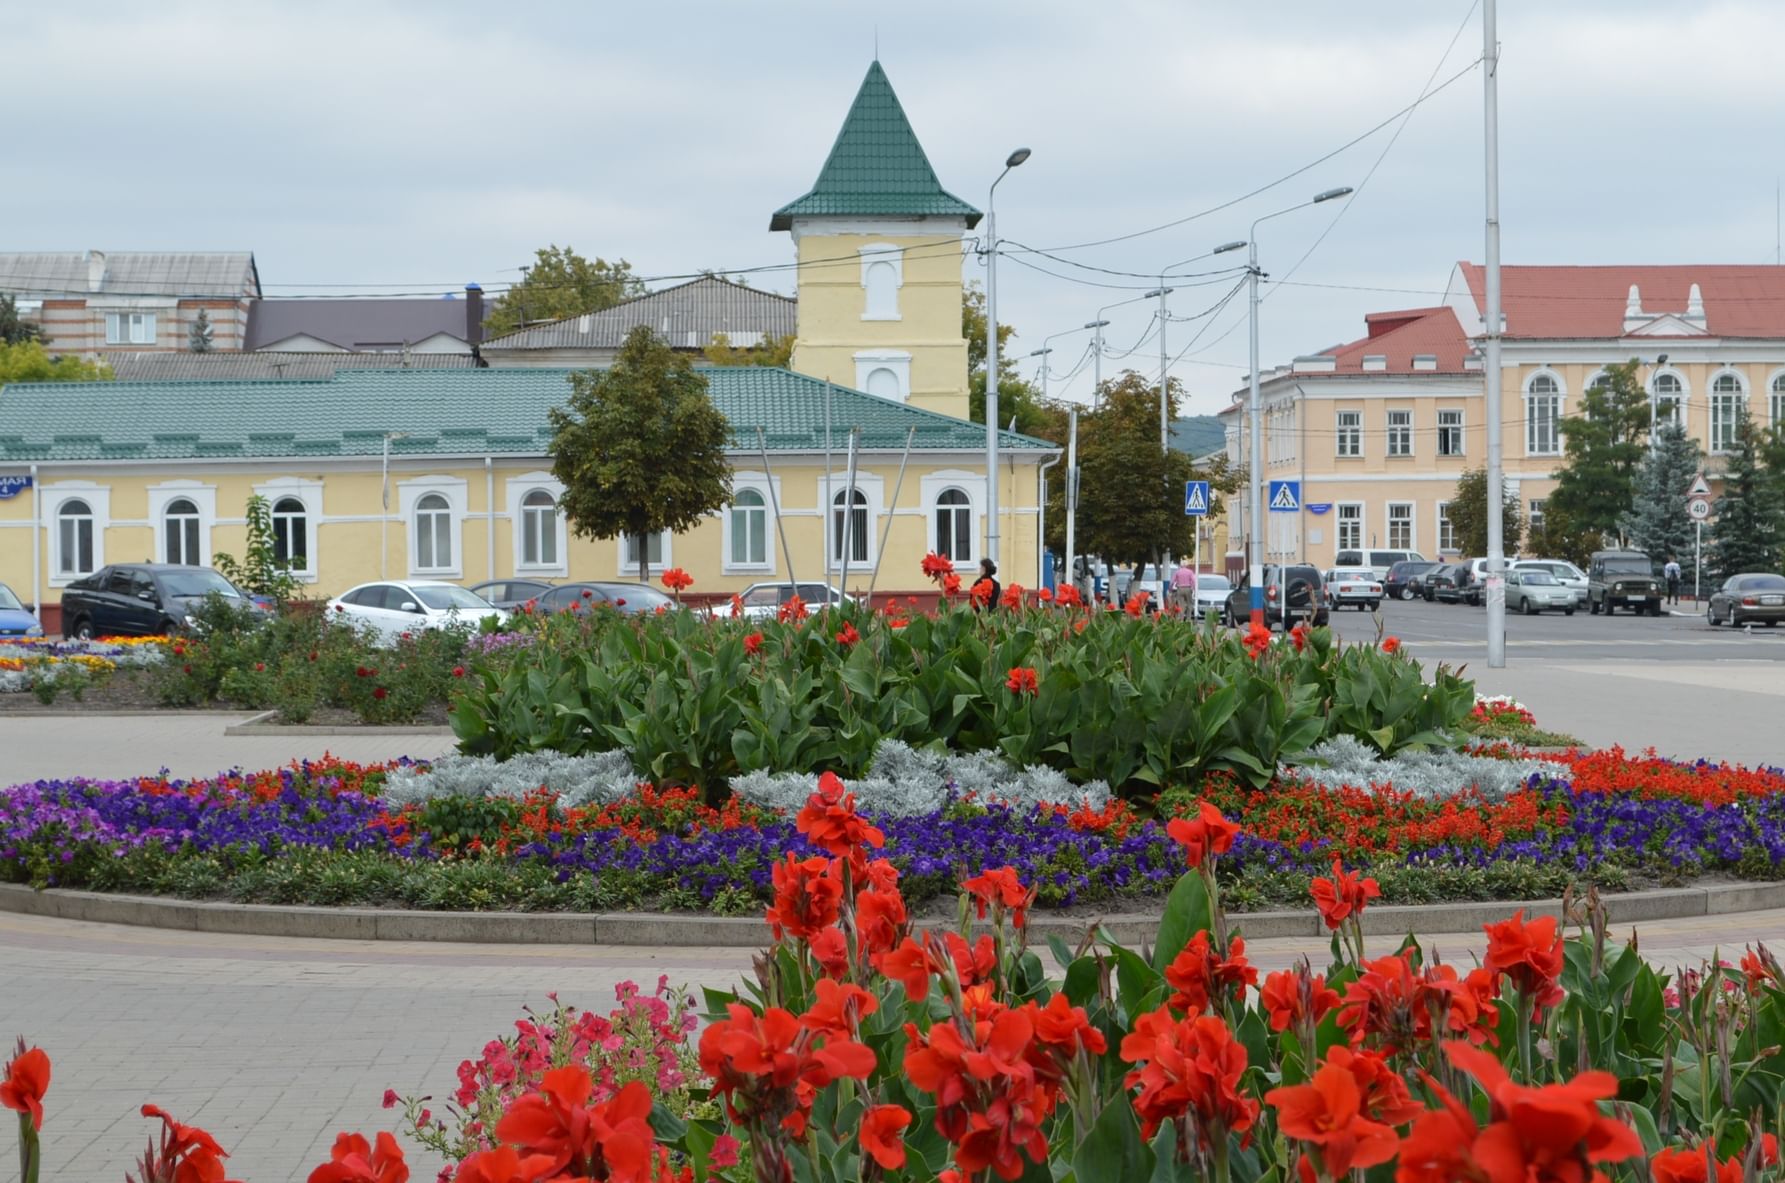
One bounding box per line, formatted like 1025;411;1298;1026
1321;306;1470;373
1454;263;1785;339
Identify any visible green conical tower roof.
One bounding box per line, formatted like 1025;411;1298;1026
770;61;982;231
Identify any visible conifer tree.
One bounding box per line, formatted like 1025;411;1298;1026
1548;359;1650;545
1621;422;1703;586
188;309;214;353
1708;417;1783;579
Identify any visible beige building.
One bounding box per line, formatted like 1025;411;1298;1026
1218;263;1785;569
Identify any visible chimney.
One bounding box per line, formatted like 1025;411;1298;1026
1685;283;1706;326
86;250;107;293
464;283;483;346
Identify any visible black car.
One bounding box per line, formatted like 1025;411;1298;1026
1707;572;1785;627
1424;563;1466;603
533;581;677;616
1385;560;1439;601
59;564;262;638
468;579;555;612
1222;564;1328;629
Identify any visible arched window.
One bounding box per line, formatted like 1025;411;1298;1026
271;497;308;569
57;499;94;576
831;488;869;564
861;247;901;320
865;366;901;400
729;488;767;566
164;497;201;565
935;488;972;563
1771;373;1785;432
520;490;557;566
1525;374;1562;455
1652;372;1685;430
415;493;452;570
1710;372;1747;453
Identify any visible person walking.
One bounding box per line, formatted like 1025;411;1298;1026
1170;557;1198;615
1664;556;1682;605
969;558;1001;612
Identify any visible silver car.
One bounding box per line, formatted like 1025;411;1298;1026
1192;573;1231;618
1512;559;1588;605
1506;569;1577;616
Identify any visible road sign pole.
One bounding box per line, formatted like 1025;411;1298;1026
1695;521;1702;603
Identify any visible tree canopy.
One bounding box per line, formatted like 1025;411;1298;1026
1621;421;1703;583
1548;359;1651;546
0;341;112;384
1709;417;1783;579
1446;466;1522;559
0;295;41;346
964;284;1058;440
549;326;733;582
703;332;795;368
486;246;645;338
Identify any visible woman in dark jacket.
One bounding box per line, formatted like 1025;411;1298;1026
969;559;1000;611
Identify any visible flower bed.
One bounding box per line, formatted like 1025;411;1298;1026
0;636;166;701
9;747;1785;915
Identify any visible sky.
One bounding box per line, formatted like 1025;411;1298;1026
7;0;1785;415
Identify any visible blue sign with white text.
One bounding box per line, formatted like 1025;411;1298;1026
0;475;32;500
1183;480;1210;516
1268;479;1301;513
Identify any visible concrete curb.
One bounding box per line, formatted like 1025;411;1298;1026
5;880;1783;948
222;710;455;737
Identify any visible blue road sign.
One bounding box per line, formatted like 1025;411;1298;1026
1268;479;1301;513
1183;480;1210;516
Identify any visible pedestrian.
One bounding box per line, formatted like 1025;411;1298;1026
969;558;1000;612
1664;555;1682;605
1170;557;1197;615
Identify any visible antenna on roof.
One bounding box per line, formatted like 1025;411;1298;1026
874;26;879;58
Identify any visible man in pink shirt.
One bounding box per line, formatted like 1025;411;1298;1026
1170;558;1197;614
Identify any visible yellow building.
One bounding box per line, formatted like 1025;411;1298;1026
1217;263;1785;570
0;62;1058;629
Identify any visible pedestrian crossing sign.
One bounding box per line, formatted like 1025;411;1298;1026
1268;479;1301;513
1184;480;1210;516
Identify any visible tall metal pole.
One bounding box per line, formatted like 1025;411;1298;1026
984;148;1031;576
1029;347;1053;399
838;428;861;597
1156;287;1172;453
755;427;799;589
1482;0;1507;668
1088;319;1109;402
866;426;916;602
1246;239;1265;629
1064;407;1079;596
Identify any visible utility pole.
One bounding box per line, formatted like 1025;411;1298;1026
1145;286;1174;454
1064;407;1079;601
1086;319;1109;404
1482;0;1506;668
983;147;1032;574
1029;346;1052;399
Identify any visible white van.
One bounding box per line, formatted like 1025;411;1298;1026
1333;549;1426;581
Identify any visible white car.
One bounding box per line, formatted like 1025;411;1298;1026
1511;559;1588;605
326;580;504;644
711;582;854;620
1192;573;1231;618
1323;568;1384;610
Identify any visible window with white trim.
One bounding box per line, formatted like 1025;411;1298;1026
1772;374;1785;432
935;487;972;563
1386;409;1412;457
1436;502;1455;552
271;497;308;571
1335;410;1360;457
520;490;558;567
1386;503;1413;550
1437;410;1464;457
164;498;202;565
1526;374;1561;455
622;531;667;571
729;489;768;567
105;312;155;345
860;245;902;321
1710;373;1747;453
831;489;869;564
1652;372;1685;429
414;493;453;571
1529;499;1546;535
1336;503;1362;552
57;499;95;576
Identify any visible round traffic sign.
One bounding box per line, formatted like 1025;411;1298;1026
1688;497;1711;521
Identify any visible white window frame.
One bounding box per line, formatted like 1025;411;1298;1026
853;350;912;403
1524;371;1564;456
504;472;568;577
1709;370;1748;454
859;244;904;321
822;473;883;573
1386;409;1413;457
1437;409;1464;457
520;490;560;569
1769;371;1785;432
396;476;467;579
1529;499;1546;535
147;482;217;570
919;470;984;566
1335;502;1363;552
105;311;156;345
163;498;203;566
722;471;779;575
253;477;322;582
44;482;109;586
619;530;671;575
1385;502;1414;551
1335;410;1361;457
1649;369;1687;431
1436;501;1456;553
727;489;772;572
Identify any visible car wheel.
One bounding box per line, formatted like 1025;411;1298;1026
1520;598;1535;615
1767;621;1778;628
1368;601;1380;612
68;616;94;640
1589;598;1599;615
1565;608;1575;616
1649;603;1662;617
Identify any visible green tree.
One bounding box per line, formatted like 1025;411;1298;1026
702;332;795;368
187;308;214;353
549;325;733;582
0;341;112;384
212;494;303;603
1524;503;1599;568
1548;359;1651;545
1446;466;1522;558
1620;421;1704;586
963;284;1058;439
485;245;645;337
1708;417;1783;579
0;294;41;345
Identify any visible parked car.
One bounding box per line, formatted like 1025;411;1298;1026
1511;558;1588;606
468;579;555;612
0;582;42;637
60;564;264;639
326;580;503;643
711;582;853;620
1334;548;1427;581
1587;549;1664;616
1707;572;1785;627
1459;558;1494;606
1384;560;1438;601
1506;568;1577;616
1115;564;1167;608
1425;563;1467;603
1322;567;1383;611
1223;564;1327;629
533;582;677;616
1191;573;1231;618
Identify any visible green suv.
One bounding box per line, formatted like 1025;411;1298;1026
1587;549;1664;616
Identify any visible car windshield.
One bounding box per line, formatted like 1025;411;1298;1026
1521;571;1557;585
0;585;22;611
1740;574;1785;590
601;585;675;612
1604;558;1653;574
413;585;494;611
1198;575;1231;591
161;570;242;599
795;584;843;604
1332;570;1373;581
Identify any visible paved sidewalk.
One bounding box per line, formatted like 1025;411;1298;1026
6;907;1784;1182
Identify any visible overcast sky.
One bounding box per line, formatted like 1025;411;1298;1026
8;1;1783;413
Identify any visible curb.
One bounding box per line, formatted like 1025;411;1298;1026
223;710;455;737
5;880;1783;948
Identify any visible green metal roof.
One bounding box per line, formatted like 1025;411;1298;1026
0;367;1055;464
770;61;982;231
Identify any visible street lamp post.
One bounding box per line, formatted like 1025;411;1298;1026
1028;346;1053;399
1246;188;1352;629
380;431;409;580
1085;318;1111;402
983;147;1031;575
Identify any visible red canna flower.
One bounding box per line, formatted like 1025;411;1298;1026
1;1044;50;1130
1166;801;1240;871
961;865;1034;929
1054;584;1083;607
1311;859;1381;930
1289;621;1310;652
496;1069;659;1182
1028;992;1108;1059
372;687;388;700
835;622;860;647
905;1006;1056;1181
1338;954;1500;1055
1243;619;1273;658
660;567;693;592
765;854;843;942
138;1103;241;1183
1260;968;1341;1033
922;552;956;579
875;936;935;1001
1382;636;1401;654
305;1130;409;1183
970;580;995;607
1120;1008;1259;1146
1163;930;1257;1014
1266;1053;1400;1178
801;978;879;1041
809;925;851;980
1036;587;1053;603
743;631;764;656
453;1146;564;1183
860;1104;912;1170
1651;1145;1745;1183
854;884;908;957
779;593;808;622
700;1003;877;1138
1124;593;1147;617
944;572;963;596
795;772;885;860
451;665;465;678
1004;666;1039;696
1483;910;1565;1014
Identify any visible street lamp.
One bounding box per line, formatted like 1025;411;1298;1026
380;431;410;580
1245;187;1352;629
1150;240;1247;455
1028;346;1053;398
983;147;1031;575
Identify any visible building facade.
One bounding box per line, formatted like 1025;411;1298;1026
0;252;260;357
1218;264;1785;568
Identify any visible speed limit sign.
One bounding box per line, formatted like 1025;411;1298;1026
1688;497;1711;521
